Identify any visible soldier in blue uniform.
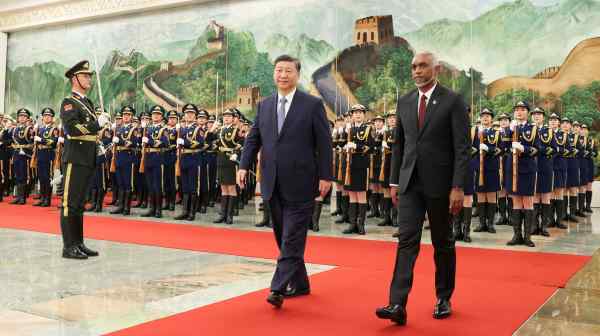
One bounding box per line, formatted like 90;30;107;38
576;123;589;217
87;107;111;213
174;104;204;221
495;113;512;226
161;110;179;211
213;109;244;225
32;108;59;207
140;105;168;218
107;112;122;206
505;101;540;247
205;115;218;208
9;108;34;205
132;112;149;209
342;104;374;235
368;115;385;219
564;120;583;221
453;118;479;243
378;112;397;228
333;115;350;224
531;107;556;236
582;124;596;212
109;106;140;216
549;114;568;229
195;109;210;214
473;108;501;234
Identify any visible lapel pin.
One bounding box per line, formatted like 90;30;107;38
432;100;437;105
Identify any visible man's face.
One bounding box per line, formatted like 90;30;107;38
122;114;132;123
374;120;384;129
481;114;492;126
561;122;571;132
73;73;93;91
116;118;123;126
43;115;53;124
168;117;177;127
351;111;364;123
411;54;438;88
549;119;559;129
151;113;162;123
185;112;196;123
387;117;396;127
223;115;233;125
574;125;581;134
273;61;299;92
198;117;207;125
17;115;26;124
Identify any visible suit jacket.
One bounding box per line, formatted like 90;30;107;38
390;84;469;197
240;89;333;202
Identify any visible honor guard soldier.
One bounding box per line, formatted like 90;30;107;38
549;114;568;229
331;116;346;218
9;108;34;205
495;113;512;226
368;115;385;219
379;111;397;229
454;116;479;243
583;124;596;212
530;107;555;236
205;114;219;208
564;120;583;220
174;104;204;221
213;108;244;225
87;107;111;213
0;114;9;202
140;105;168;218
107;111;122;206
162;110;179;211
576;123;589;216
474;108;501;234
110;106;140;216
196;109;210;214
133;111;150;208
333;115;350;224
32;107;59;207
342;104;374;235
505;101;540;247
60;60;110;259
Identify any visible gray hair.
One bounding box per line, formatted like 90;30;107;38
413;51;439;66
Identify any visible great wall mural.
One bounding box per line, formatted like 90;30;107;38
4;0;600;127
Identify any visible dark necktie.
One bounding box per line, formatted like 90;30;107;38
277;97;287;134
418;94;427;129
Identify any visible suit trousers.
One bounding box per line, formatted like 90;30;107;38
269;182;313;293
389;171;456;306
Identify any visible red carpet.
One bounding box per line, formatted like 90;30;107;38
0;200;591;335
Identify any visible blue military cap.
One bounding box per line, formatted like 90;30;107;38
150;105;165;116
41;107;55;117
222;108;235;116
166;110;179;119
532;107;545;115
65;60;94;79
197;109;208;118
513;101;530;111
480;108;494;117
182;103;198;114
17;108;31;117
115;111;123;119
373;115;385;121
207;115;216;122
549;113;560;120
121;105;136;116
497;113;511;121
140;111;151;119
582;124;589;129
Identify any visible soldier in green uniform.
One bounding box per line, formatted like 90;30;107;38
60;60;110;259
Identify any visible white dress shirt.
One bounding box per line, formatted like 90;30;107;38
417;82;437;116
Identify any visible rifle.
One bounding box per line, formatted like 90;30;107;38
512;126;519;192
139;126;147;173
478;128;485;186
379;133;387;182
53;127;64;171
110;126;117;173
344;126;353;186
175;127;181;177
29;126;38;169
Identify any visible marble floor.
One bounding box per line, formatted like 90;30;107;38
0;229;332;336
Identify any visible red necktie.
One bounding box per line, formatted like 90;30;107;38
418;94;427;129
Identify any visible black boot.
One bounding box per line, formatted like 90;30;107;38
462;208;472;243
566;196;579;222
311;200;322;232
154;194;163;218
377;198;392;226
474;203;487;232
95;191;105;213
555;199;568;229
540;203;551;237
453;208;464;241
576;193;586;217
523;209;536;247
110;190;125;214
342;203;358;234
507;210;524;246
226;195;235;225
9;184;24;205
141;193;156;217
33;184;46;207
486;203;497;233
548;200;557;228
391;206;399;227
495;197;508;226
531;204;541;235
256;200;272;227
175;194;191;220
356;203;367;235
331;192;342;216
122;191;132;216
169;192;176;211
232;196;239;216
187;194;198;221
213;196;228;223
199;193;208;214
368;193;380;218
132;191;143;208
585;191;593;213
335;195;348;224
61;216;87;260
108;186;119;205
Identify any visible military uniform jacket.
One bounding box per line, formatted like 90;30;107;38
11;124;34;158
36;124;59;163
115;123;140;166
0;125;10;161
536;125;556;174
553;129;568;171
469;126;481;171
567;132;581;170
163;126;178;165
217;125;244;155
480;126;501;172
60;92;101;167
348;123;374;156
143;124;168;168
504;123;540;174
578;134;588;164
180;122;205;168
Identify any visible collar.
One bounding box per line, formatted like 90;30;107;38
418;81;437;99
72;91;86;99
277;88;296;103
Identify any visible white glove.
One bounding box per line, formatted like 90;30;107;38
141;121;148;128
34;136;42;143
382;141;389;149
176;123;181;131
33;124;39;131
97;114;109;127
112;136;120;144
479;143;489;152
229;153;238;162
177;138;185;146
111;122;117;129
58;137;65;144
512;142;524;152
142;136;149;144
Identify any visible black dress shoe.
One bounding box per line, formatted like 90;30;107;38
433;299;452;319
283;287;310;298
78;244;99;257
375;304;407;325
62;246;88;259
267;291;284;308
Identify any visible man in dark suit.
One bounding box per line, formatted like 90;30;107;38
375;52;469;325
238;55;333;308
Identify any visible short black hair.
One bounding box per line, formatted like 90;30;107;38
274;54;301;72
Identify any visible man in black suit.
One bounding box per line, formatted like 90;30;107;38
238;55;333;308
375;52;469;325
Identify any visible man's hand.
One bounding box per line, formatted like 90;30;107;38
449;187;464;215
391;186;399;206
319;180;332;198
237;169;247;189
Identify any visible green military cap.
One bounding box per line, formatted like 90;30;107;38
549;113;560;120
532;107;545;115
17;108;31;117
349;104;367;113
480;108;494;117
42;107;55;117
65;60;94;79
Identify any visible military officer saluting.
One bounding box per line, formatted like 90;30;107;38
141;105;168;218
9;108;35;205
32;107;59;207
59;60;110;259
